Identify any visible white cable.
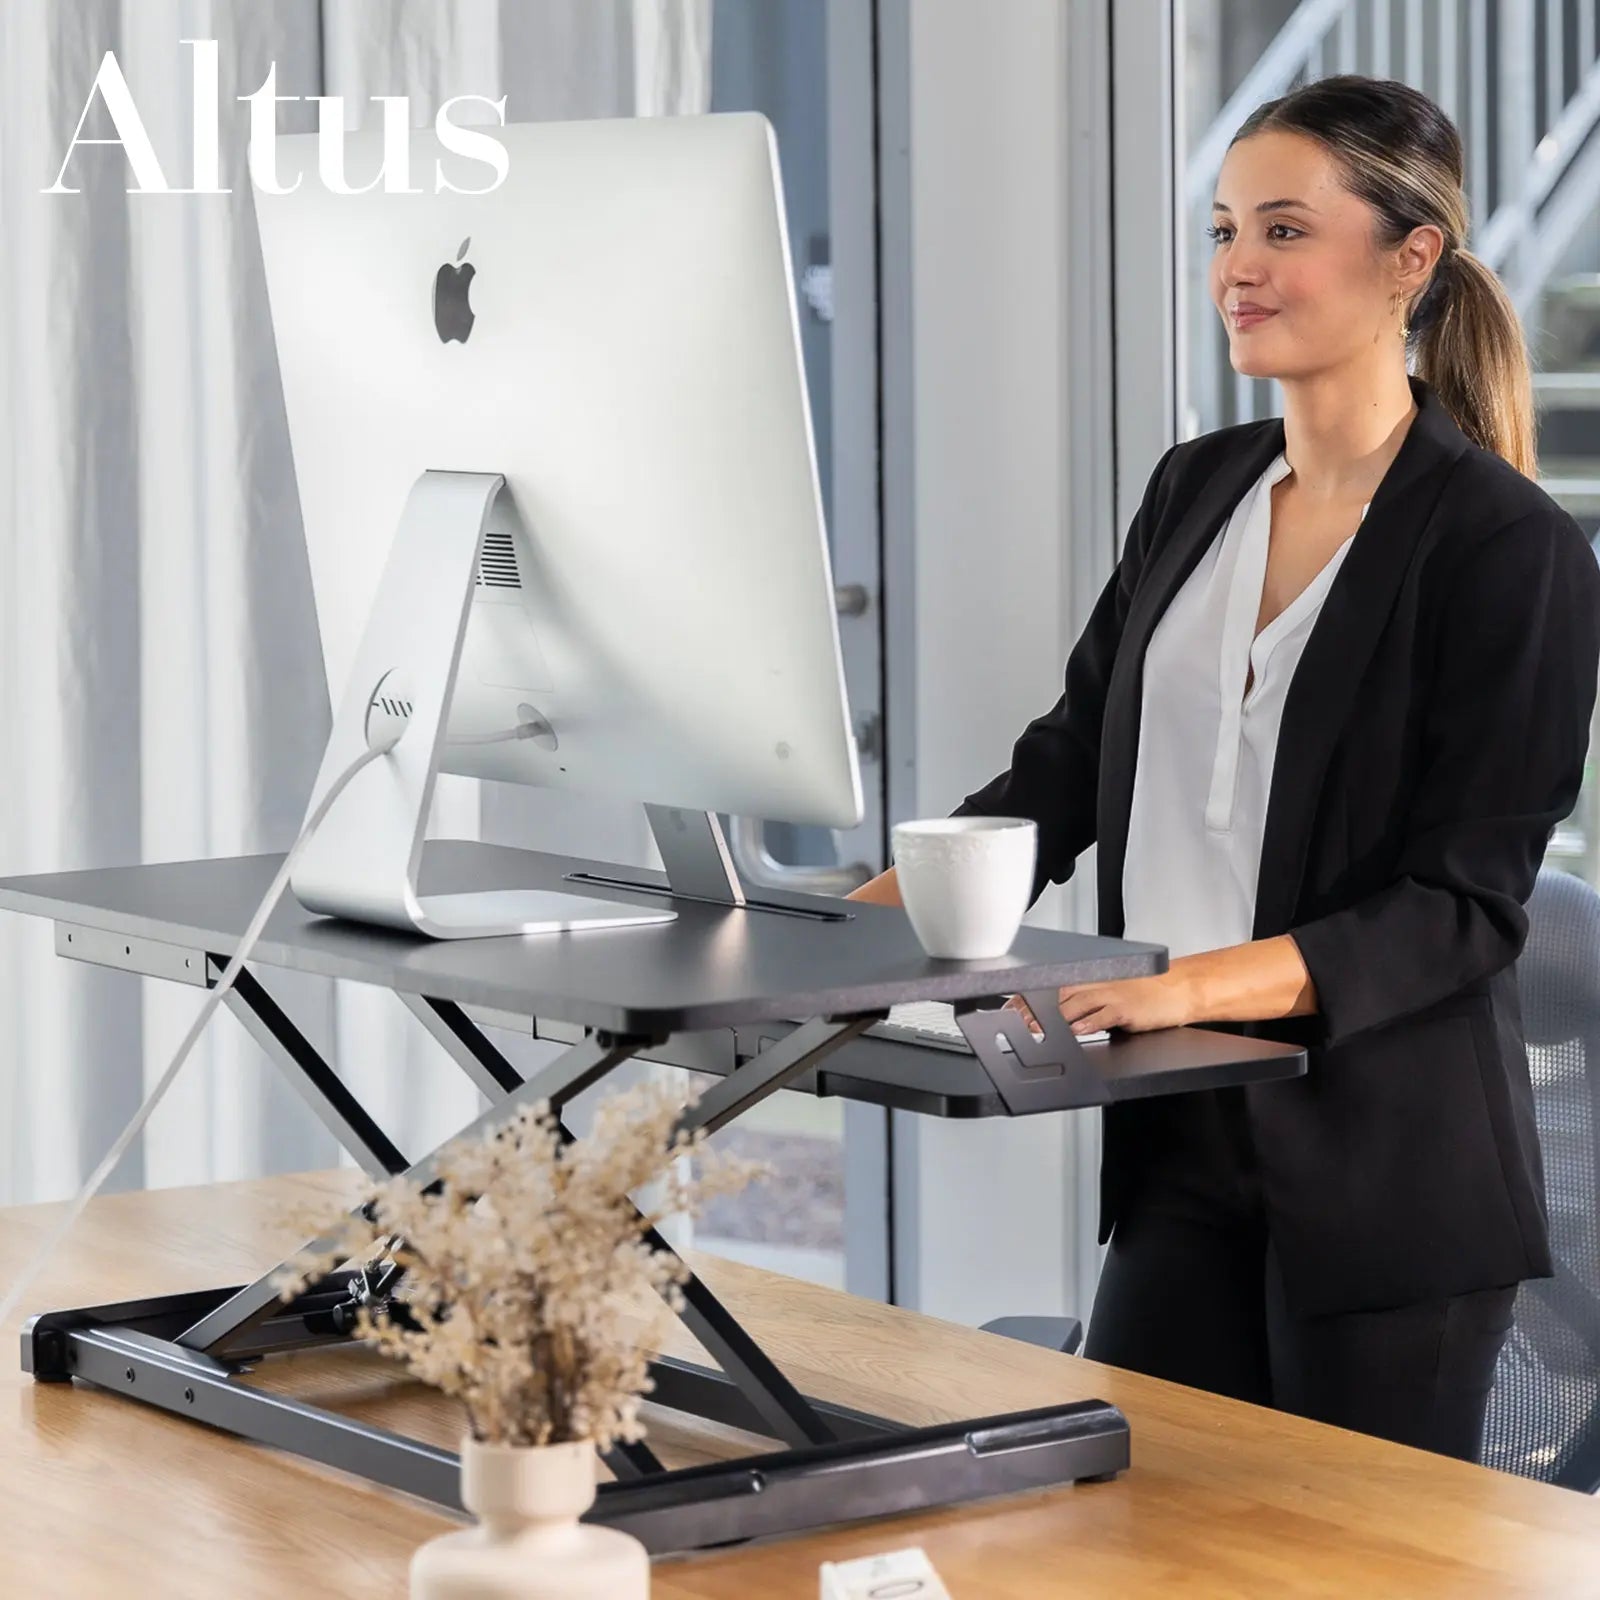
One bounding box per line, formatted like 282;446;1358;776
444;720;544;747
0;738;393;1333
444;727;531;746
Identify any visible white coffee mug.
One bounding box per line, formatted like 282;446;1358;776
891;816;1037;960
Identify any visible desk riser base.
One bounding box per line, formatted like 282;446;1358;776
22;933;1149;1553
25;1285;895;1443
21;1302;1128;1556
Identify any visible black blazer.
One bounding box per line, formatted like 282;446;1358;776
952;375;1600;1316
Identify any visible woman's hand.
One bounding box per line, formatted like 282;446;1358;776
1000;937;1316;1037
844;866;902;907
1004;970;1195;1037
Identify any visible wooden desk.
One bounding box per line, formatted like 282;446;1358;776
5;1173;1597;1598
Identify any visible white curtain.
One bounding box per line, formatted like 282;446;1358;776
0;0;712;1206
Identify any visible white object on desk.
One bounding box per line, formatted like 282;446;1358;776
892;816;1037;958
820;1545;953;1599
874;998;1110;1053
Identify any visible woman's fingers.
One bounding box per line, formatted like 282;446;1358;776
1002;989;1137;1037
1004;977;1183;1038
1002;993;1046;1037
1068;1004;1118;1032
1054;987;1103;1022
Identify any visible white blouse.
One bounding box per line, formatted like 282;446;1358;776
1121;452;1368;959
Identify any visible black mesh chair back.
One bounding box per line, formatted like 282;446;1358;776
1481;867;1600;1490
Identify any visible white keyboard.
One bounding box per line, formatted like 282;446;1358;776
867;999;1109;1054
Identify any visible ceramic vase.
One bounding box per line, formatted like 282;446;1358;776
410;1436;650;1599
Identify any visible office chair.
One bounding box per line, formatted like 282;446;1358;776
980;1314;1082;1355
1481;865;1600;1491
982;867;1600;1492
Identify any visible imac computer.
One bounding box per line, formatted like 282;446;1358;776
253;113;863;938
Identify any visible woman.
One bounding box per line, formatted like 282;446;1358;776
847;75;1600;1463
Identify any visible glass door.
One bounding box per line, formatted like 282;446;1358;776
690;0;890;1298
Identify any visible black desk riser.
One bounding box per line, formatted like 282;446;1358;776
1;840;1305;1555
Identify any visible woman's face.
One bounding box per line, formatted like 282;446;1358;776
1208;129;1407;381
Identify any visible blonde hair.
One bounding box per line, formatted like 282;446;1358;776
1234;75;1536;478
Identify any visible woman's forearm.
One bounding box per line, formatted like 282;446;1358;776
845;865;902;907
1169;934;1320;1026
844;873;1318;1032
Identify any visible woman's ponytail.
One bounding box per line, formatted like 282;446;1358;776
1412;247;1537;479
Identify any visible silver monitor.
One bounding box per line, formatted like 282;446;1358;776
254;113;862;938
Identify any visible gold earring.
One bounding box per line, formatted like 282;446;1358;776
1396;293;1409;341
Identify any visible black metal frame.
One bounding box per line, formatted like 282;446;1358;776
20;944;1129;1556
953;990;1112;1110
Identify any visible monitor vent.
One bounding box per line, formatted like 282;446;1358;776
476;527;522;589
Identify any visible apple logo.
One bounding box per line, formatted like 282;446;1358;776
434;236;476;344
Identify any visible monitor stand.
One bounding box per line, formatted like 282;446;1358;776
291;469;678;940
566;805;852;924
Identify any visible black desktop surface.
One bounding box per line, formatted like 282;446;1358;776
0;838;1307;1114
0;839;1171;1033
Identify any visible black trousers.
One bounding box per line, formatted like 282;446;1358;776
1084;1089;1518;1463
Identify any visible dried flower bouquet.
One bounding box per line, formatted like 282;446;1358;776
274;1081;763;1451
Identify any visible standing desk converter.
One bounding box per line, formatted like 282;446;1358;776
0;839;1306;1555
